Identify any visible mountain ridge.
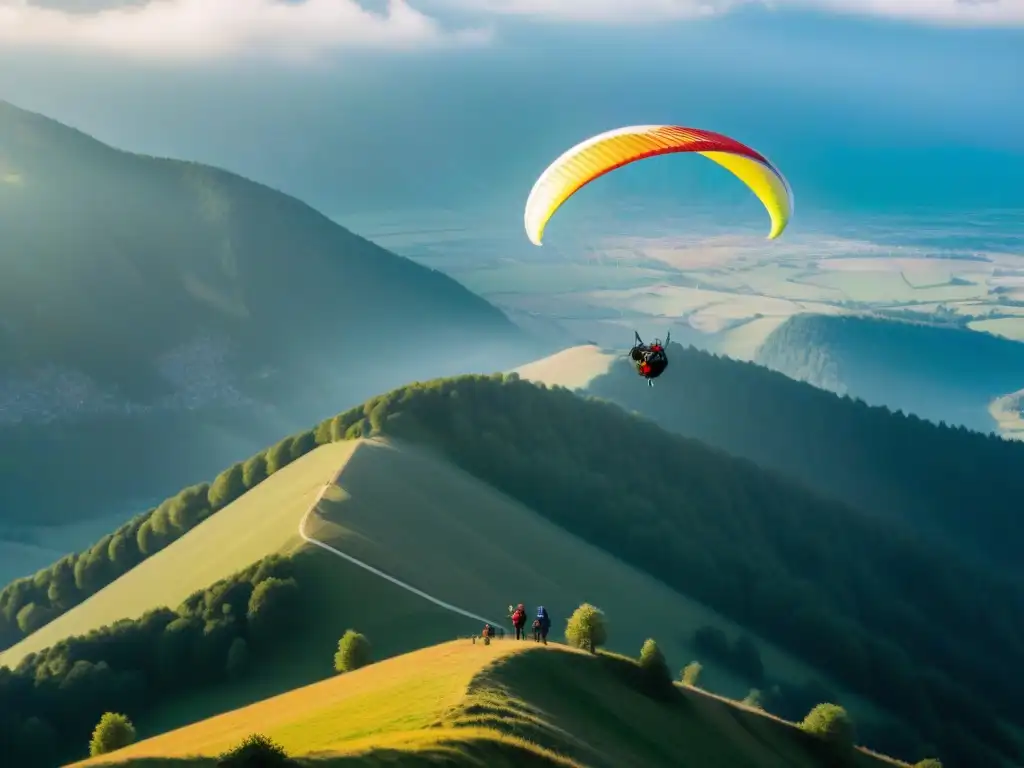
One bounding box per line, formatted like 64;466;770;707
0;99;539;544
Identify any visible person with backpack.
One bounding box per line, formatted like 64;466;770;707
536;606;551;644
511;604;527;640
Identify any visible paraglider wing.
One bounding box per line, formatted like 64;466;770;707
524;125;793;245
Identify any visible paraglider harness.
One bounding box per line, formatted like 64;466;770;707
629;331;670;386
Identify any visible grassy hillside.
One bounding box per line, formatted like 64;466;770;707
3;436;867;722
70;641;907;768
0;99;535;534
754;313;1024;433
515;342;1024;581
4;374;1020;767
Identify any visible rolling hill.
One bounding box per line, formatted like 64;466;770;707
754;313;1024;434
2;437;875;733
0;99;538;565
514;342;1024;581
3;375;1021;767
69;641;908;768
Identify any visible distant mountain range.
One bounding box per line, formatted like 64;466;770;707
0;100;539;536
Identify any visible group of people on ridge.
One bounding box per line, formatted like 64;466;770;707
482;603;551;644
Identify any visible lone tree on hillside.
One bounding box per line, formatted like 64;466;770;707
565;603;607;653
334;629;372;673
638;638;673;695
799;703;855;761
680;661;702;687
217;733;295;767
88;712;136;757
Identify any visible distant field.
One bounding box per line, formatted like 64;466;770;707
458;264;667;296
969;317;1024;341
796;270;985;304
71;641;906;768
454;245;1023;363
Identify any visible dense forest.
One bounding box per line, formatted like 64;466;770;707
0;99;536;528
3;374;1021;767
0;553;305;766
754;313;1024;432
585;343;1024;578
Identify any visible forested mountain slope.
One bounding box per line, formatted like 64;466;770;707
755;313;1024;432
0;100;536;538
518;343;1024;580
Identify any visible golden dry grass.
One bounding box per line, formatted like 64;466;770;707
511;344;618;390
72;641;907;768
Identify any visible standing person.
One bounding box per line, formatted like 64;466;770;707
536;606;551;644
511;604;526;640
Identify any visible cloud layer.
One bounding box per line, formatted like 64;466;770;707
443;0;1024;25
0;0;491;60
1;0;1021;61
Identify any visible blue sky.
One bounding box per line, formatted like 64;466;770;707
1;1;1022;242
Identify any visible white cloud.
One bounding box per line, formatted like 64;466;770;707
0;0;492;61
439;0;1024;26
0;0;1019;63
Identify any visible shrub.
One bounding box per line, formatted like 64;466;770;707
638;638;670;677
800;703;855;759
680;661;702;687
565;603;607;653
217;733;294;767
742;688;764;710
334;630;372;673
913;761;942;768
88;712;136;757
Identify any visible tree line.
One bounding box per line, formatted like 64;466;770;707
0;426;331;651
0;552;308;766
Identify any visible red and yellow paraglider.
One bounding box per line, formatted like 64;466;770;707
524;125;794;245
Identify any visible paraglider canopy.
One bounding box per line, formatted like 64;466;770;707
524;124;793;245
